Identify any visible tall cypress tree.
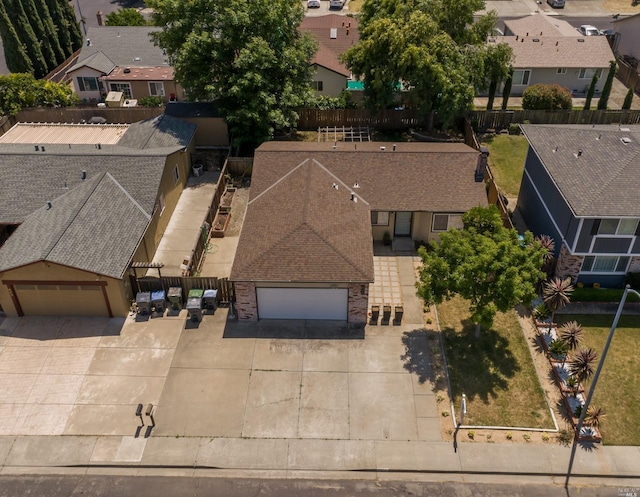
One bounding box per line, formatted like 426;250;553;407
44;0;73;57
19;0;59;72
58;0;82;51
6;0;48;78
0;1;33;73
34;0;67;65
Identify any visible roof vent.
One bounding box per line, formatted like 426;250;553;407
133;57;141;61
620;127;631;132
41;146;45;152
350;193;357;202
621;137;632;144
86;38;91;46
124;68;131;73
332;183;339;190
596;133;602;140
330;28;337;39
393;144;396;151
81;170;87;180
380;146;386;151
353;182;360;188
577;38;585;42
532;38;540;42
553;146;559;152
46;201;52;210
34;145;39;151
574;149;583;157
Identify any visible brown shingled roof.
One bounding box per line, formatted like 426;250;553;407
300;15;359;77
102;66;175;81
498;36;614;69
231;158;373;283
231;142;487;283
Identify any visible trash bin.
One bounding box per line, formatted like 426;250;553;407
192;164;204;177
136;292;151;315
167;287;182;310
186;297;203;322
152;290;166;314
203;289;218;312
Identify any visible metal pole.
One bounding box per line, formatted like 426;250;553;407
459;393;467;427
565;285;640;488
76;0;87;35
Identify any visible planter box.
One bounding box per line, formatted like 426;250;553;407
211;210;231;238
393;305;403;325
370;305;380;325
382;305;392;324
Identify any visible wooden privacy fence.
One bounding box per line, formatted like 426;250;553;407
16;106;164;124
469;109;640;131
617;59;640;96
297;108;429;130
226;157;253;177
132;276;236;304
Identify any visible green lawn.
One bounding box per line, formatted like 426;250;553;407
572;287;640;303
558;314;640;446
480;134;529;198
437;297;553;429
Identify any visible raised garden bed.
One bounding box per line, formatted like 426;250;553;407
211;210;231;238
221;187;235;208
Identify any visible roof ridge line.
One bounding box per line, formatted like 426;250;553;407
105;172;152;219
248;158;311;205
311;159;370;205
42;174;105;261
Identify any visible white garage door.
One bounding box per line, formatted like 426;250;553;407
256;287;348;320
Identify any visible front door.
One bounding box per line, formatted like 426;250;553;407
394;211;412;236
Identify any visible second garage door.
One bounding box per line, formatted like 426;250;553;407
256;287;348;320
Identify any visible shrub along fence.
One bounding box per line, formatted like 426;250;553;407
469;109;640;131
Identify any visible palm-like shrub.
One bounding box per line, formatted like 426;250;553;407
543;276;574;323
535;234;556;263
565;375;580;396
533;303;550;322
568;347;597;384
560;321;583;351
584;405;606;429
549;339;569;359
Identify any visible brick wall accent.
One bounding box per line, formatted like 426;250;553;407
235;281;257;320
629;257;640;273
555;244;584;282
348;283;369;323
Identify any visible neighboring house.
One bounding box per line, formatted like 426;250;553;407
517;124;640;288
230;142;488;322
299;15;359;97
66;27;184;104
0;115;197;317
492;14;615;96
612;12;640;62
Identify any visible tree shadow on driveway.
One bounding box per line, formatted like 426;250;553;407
401;328;435;386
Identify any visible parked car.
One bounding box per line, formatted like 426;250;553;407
547;0;565;8
599;28;614;36
329;0;344;9
307;0;321;7
578;25;600;36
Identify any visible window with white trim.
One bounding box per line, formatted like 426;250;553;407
512;69;531;86
77;76;98;91
578;68;603;79
109;82;132;99
371;211;389;226
149;82;165;96
432;213;464;232
581;255;630;273
598;218;639;235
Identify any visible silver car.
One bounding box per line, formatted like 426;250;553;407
307;0;321;7
578;25;600;36
547;0;565;8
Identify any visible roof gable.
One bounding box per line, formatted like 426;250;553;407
231;159;373;282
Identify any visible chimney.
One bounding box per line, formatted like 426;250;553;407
96;11;105;26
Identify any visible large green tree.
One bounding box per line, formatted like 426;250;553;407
597;61;617;110
105;8;147;26
0;1;33;73
20;0;65;71
0;73;78;116
148;0;317;148
6;0;48;78
417;205;546;336
341;0;512;127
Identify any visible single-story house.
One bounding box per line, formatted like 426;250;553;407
66;27;184;104
492;14;615;96
517;124;640;287
230;142;488;322
0;115;197;317
299;15;359;97
612;12;640;62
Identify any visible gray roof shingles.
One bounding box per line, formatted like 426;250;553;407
0;173;150;278
522;125;640;217
118;114;197;149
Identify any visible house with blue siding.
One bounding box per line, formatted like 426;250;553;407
517;124;640;287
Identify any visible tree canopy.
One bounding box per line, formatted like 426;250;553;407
341;0;512;127
417;205;546;336
105;8;147;26
147;0;317;148
0;73;78;116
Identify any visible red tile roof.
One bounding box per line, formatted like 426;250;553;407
102;66;175;81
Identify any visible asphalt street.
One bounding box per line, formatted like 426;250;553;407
0;475;630;497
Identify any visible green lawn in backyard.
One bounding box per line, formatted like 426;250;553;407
572;287;640;303
437;296;553;428
558;314;640;446
480;134;529;198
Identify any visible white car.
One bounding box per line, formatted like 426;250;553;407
578;25;600;36
307;0;321;7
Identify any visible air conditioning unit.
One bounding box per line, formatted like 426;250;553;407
105;91;124;107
